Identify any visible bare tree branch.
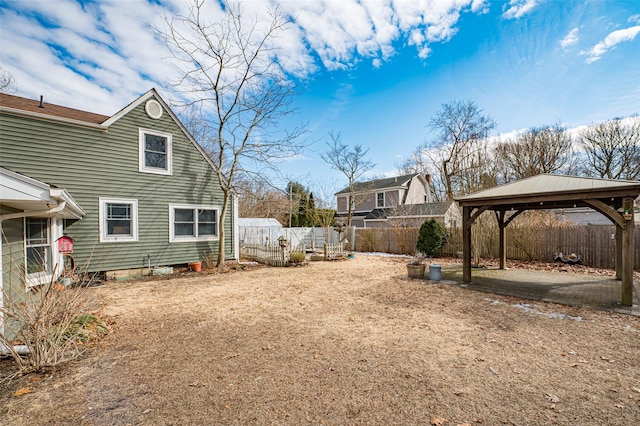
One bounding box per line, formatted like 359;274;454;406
576;116;640;180
424;100;496;199
155;0;309;267
0;68;16;94
320;131;375;228
495;124;577;181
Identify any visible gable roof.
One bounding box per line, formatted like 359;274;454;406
0;89;227;186
365;201;453;220
336;173;421;195
0;93;109;124
456;174;640;203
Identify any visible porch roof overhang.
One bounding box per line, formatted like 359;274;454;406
454;174;640;307
0;167;85;220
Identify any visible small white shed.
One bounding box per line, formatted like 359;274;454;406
238;218;283;245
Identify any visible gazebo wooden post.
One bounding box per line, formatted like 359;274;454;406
621;197;635;306
498;210;506;270
615;225;623;280
463;206;472;283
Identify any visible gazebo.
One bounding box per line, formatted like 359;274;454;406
455;174;640;306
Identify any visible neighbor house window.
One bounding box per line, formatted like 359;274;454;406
25;218;52;286
99;198;138;242
376;192;385;208
139;128;172;175
169;204;219;242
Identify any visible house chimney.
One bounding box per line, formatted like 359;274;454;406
39;95;44;108
425;174;432;185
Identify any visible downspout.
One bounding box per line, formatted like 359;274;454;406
0;202;67;356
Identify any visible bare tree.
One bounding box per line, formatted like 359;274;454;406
424;100;496;200
0;68;16;94
236;178;291;225
156;0;307;267
320;131;375;228
495;124;576;181
576;116;640;180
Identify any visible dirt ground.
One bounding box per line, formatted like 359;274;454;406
2;255;640;425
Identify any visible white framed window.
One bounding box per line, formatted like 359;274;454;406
169;204;219;242
139;128;172;175
99;198;139;242
376;192;385;208
25;218;52;287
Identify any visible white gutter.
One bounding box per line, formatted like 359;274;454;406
0;201;67;223
0;106;108;131
0;202;67;355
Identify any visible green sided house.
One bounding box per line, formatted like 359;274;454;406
0;89;238;344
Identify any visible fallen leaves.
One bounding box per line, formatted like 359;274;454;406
13;387;32;397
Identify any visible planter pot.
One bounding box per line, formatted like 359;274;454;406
189;261;202;272
429;264;442;281
407;264;426;279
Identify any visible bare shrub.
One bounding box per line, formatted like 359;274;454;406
289;251;307;265
1;278;106;376
509;211;571;261
360;228;381;253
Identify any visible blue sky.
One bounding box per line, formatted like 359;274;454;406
1;0;639;203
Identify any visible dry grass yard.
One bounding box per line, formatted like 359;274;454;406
2;255;639;425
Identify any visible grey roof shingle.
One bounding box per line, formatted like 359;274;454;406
365;201;453;220
336;173;419;194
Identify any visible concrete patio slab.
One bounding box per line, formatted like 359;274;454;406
441;266;640;316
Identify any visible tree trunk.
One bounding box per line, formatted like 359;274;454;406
217;189;231;269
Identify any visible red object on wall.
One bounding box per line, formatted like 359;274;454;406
56;236;74;253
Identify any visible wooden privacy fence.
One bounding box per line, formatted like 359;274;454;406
355;225;640;270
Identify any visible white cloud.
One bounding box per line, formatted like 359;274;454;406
471;0;490;14
560;28;579;49
0;0;488;112
502;0;540;20
582;25;640;63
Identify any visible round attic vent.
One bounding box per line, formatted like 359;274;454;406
145;99;163;119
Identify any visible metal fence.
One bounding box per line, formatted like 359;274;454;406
354;225;640;270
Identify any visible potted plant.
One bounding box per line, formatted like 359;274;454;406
407;253;426;279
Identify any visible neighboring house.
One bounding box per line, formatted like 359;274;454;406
363;201;461;229
334;173;438;228
0;90;238;343
553;196;640;225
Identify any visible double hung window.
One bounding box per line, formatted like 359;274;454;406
139;129;172;175
25;218;52;286
99;198;138;242
170;205;218;242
